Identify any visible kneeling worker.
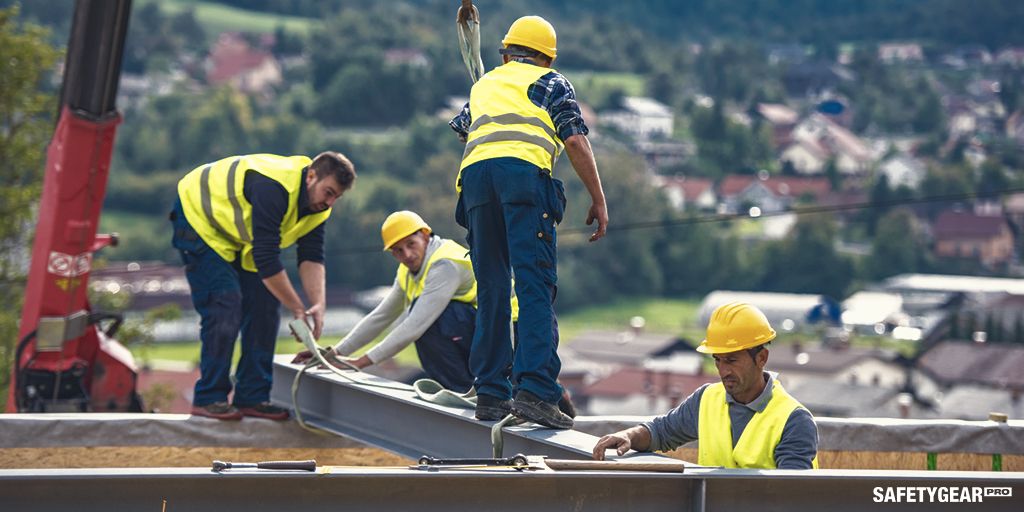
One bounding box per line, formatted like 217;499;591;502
592;302;818;469
295;211;479;392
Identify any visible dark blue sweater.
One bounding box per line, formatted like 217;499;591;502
243;167;325;278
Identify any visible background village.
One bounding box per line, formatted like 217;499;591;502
4;1;1024;422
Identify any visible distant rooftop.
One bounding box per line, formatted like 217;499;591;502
621;97;673;117
918;341;1024;390
882;274;1024;296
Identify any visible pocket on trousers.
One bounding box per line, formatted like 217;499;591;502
535;212;558;286
548;177;567;224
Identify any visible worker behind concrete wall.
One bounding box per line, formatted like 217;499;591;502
593;303;819;469
172;152;356;421
450;15;608;430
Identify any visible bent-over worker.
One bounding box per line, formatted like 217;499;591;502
172;152;355;420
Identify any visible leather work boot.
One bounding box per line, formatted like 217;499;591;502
512;390;574;429
191;402;243;421
557;389;578;419
236;402;290;421
475;394;512;421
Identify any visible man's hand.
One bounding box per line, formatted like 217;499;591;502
592;432;633;460
304;303;325;339
586;201;608;242
291;348;325;365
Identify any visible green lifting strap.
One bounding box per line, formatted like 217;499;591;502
456;0;485;83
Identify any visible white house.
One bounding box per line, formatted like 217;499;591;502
878;154;927;190
600;96;674;140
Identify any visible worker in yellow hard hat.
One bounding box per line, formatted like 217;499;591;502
291;211;479;392
592;303;819;469
449;15;608;429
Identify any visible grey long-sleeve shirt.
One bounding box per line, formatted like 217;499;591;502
333;236;474;364
641;371;818;469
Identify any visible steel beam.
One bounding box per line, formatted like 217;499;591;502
270;355;677;463
1;467;1020;512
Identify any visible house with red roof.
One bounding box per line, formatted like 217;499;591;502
205;32;282;95
932;210;1015;267
717;174;832;214
653;176;716;211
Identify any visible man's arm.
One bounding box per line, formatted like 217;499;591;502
262;270;308;323
362;260;464;364
773;408;818;469
298;260;326;339
592;384;708;460
563;134;608;242
449;102;471;143
330;280;407;365
592;425;652;460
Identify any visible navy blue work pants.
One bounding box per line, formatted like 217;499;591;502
456;157;566;403
414;300;476;393
170;199;280;407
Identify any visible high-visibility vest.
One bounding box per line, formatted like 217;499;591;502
397;239;477;306
177;154;331;272
697;381;819;469
396;238;519;321
457;61;563;192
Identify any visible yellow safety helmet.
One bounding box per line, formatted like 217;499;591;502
501;15;557;60
381;211;431;251
697;302;776;354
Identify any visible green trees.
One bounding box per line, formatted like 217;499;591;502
756;215;854;299
0;6;59;409
868;209;927;280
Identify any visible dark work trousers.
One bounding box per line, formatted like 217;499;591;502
456;157;567;404
170;199;281;407
413;300;476;393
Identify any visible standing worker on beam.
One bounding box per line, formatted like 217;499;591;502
171;152;356;420
451;15;608;429
592;303;819;469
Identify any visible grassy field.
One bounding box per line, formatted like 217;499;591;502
562;70;647;109
138;0;318;35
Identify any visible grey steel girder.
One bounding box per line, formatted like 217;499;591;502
1;466;1021;512
270;355;678;463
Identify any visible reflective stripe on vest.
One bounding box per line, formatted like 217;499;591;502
697;381;819;469
397;239;477;306
457;61;562;192
177;154;331;272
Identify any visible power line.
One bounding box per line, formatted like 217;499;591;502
330;186;1024;256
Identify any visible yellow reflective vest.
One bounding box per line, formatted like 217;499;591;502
697;381;819;469
396;238;519;321
457;61;563;192
177;154;331;273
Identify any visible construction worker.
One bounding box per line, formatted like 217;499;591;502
450;15;608;429
292;211;479;392
171;152;356;421
592;303;819;469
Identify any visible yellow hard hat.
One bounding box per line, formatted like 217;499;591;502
502;15;557;59
381;211;431;250
697;302;776;354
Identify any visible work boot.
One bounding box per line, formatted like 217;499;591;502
557;389;578;419
512;390;574;429
191;402;243;421
236;402;290;421
475;394;512;421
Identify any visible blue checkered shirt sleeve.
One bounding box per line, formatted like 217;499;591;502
449;69;589;142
